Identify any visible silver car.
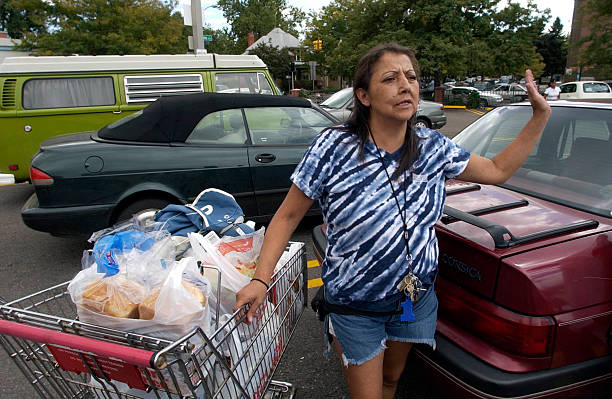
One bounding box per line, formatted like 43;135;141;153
320;87;447;129
493;83;529;102
447;86;504;108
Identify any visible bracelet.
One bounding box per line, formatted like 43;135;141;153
251;278;269;290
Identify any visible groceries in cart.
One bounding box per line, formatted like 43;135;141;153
1;188;305;399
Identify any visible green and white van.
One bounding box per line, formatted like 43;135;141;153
0;54;280;182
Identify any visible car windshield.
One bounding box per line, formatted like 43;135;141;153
453;106;612;218
321;88;352;109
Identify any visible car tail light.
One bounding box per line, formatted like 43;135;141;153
30;166;54;186
440;104;444;110
437;279;554;357
8;164;19;171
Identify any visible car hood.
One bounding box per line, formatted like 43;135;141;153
436;180;611;314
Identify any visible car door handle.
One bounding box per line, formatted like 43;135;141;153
255;153;276;163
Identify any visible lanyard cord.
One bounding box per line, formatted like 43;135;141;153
367;125;413;265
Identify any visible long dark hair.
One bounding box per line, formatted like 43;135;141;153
335;43;421;179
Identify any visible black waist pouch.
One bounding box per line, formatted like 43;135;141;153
310;287;401;321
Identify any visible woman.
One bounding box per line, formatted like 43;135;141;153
235;43;550;399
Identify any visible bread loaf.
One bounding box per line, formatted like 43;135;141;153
138;281;207;320
81;276;145;318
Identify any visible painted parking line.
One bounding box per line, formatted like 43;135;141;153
308;278;323;289
307;259;323;288
467;109;485;116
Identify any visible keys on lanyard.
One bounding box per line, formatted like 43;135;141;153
397;272;427;322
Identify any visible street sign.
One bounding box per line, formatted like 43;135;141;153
203;35;213;41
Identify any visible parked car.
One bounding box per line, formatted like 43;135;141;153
320;87;447;129
560;81;612;101
312;101;612;398
0;54;281;182
446;86;503;108
473;81;494;91
21;93;337;236
492;83;529;102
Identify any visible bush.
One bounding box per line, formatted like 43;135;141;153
467;90;481;108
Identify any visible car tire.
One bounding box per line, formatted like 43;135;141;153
415;118;431;129
114;198;172;224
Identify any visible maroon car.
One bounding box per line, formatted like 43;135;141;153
312;101;612;398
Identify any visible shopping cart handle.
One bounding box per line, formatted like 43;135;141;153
0;319;159;368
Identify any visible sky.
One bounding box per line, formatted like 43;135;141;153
184;0;575;36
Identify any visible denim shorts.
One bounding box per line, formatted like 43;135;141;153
324;286;438;366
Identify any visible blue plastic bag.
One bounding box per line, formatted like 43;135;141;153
93;231;155;276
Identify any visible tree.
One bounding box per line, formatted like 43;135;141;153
248;41;292;90
0;0;47;39
203;26;239;54
13;0;188;55
216;0;305;52
306;0;548;84
575;0;611;76
535;17;568;78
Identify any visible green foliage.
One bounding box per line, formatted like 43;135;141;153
534;17;568;77
467;89;480;108
248;42;292;88
216;0;305;52
203;26;239;54
0;0;47;39
12;0;188;55
576;0;612;75
306;0;549;83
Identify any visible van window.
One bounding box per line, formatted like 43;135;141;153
583;82;610;93
123;74;204;103
23;77;115;109
215;72;274;95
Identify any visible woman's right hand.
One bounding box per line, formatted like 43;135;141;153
234;280;268;323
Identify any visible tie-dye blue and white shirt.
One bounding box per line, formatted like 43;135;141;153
291;127;470;306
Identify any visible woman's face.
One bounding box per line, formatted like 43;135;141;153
356;51;419;124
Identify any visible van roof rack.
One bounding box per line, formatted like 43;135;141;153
0;54;266;74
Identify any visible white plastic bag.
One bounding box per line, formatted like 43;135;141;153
188;231;251;293
69;257;211;341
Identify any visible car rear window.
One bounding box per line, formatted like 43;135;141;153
453;106;612;218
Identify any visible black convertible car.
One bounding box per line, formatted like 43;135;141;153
22;93;337;236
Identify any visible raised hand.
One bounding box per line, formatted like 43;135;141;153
524;69;551;117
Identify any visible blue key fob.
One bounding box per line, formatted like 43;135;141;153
400;299;415;322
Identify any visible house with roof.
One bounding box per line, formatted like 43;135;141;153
0;32;29;63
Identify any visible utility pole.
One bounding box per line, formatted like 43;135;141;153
191;0;205;54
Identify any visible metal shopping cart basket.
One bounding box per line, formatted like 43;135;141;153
0;242;307;399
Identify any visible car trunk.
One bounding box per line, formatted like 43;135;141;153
437;180;606;300
435;180;612;371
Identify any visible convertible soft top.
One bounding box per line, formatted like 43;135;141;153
98;93;312;143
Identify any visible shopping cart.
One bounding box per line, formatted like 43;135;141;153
0;242;307;399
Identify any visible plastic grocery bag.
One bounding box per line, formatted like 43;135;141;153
188;231;252;293
212;304;282;399
69;257;211;341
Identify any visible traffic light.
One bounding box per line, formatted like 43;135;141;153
313;39;322;51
